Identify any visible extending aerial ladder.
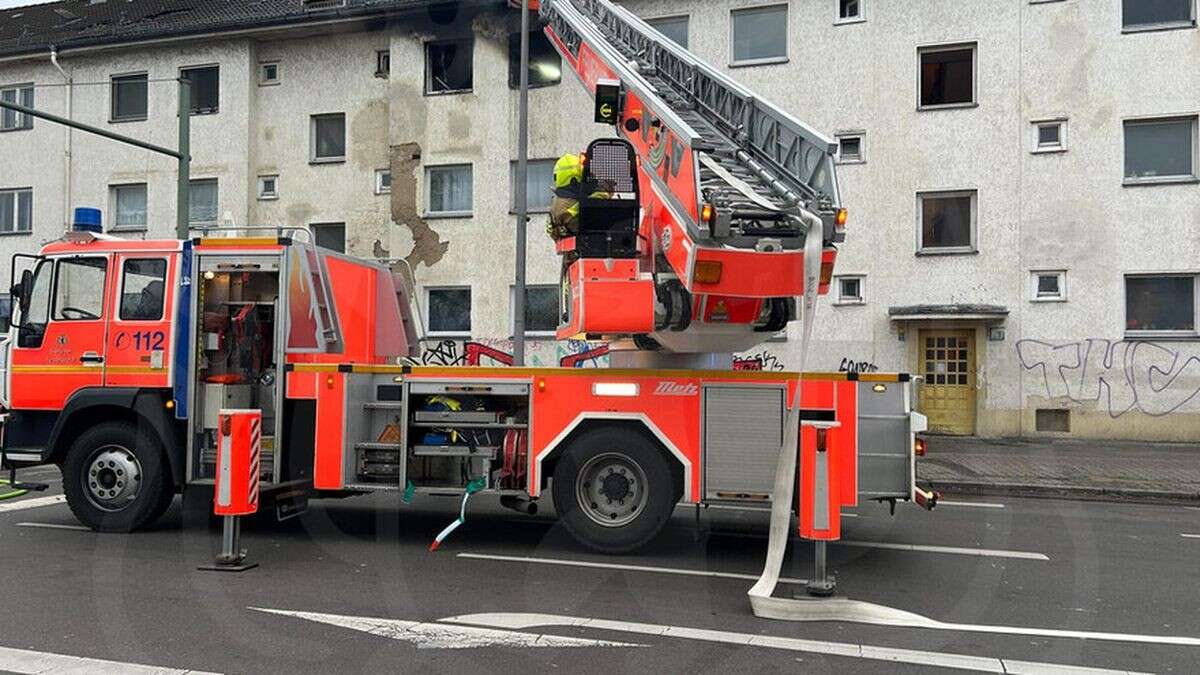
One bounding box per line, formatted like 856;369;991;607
541;0;846;356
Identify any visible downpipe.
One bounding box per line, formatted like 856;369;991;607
49;47;73;229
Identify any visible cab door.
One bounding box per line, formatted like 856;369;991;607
9;255;112;410
105;254;174;388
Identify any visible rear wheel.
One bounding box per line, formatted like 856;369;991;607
62;421;172;532
551;427;677;554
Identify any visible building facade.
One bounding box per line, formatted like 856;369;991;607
0;0;1197;440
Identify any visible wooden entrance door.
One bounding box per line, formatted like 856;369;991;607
918;330;976;435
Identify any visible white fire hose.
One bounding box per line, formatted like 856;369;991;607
748;210;826;619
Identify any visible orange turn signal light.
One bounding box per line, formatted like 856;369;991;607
835;208;848;227
694;260;723;284
701;204;714;223
914;437;928;457
819;259;835;286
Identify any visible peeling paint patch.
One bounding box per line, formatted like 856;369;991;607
391;141;449;271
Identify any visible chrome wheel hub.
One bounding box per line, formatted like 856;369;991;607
575;452;648;528
85;445;142;512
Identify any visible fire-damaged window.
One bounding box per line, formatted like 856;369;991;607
508;31;562;88
513;285;559;335
181;65;219;114
425;38;473;95
917;190;976;253
427;287;471;336
53;257;107;322
1125;274;1197;336
120;259;167;321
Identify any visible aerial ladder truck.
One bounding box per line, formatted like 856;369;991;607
0;0;932;615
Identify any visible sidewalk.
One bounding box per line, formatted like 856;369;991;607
917;436;1200;504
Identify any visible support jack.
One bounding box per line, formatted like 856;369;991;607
199;515;257;572
803;541;836;597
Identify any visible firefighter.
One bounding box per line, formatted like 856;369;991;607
547;152;585;241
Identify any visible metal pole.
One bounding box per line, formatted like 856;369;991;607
0;98;181;159
512;0;531;366
176;78;191;241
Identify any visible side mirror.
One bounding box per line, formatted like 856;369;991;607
11;268;33;328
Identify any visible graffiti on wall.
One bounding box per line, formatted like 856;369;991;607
838;357;879;374
732;350;786;371
407;339;611;369
1016;338;1200;418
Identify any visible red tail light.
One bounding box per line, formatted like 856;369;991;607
914;437;927;457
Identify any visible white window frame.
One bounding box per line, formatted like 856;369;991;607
835;131;865;164
375;169;392;195
0;187;32;235
424;163;473;218
1121;0;1197;33
309;113;346;164
188;178;219;227
510;284;560;337
0;83;34;131
729;4;790;67
425;286;472;338
1030;270;1067;302
1123;273;1200;339
179;64;220;115
834;275;865;305
1031;118;1067;154
259;62;280;86
916;42;978;111
110;71;149;123
510;158;556;213
835;0;865;25
109;183;148;231
916;189;978;255
1122;114;1199;186
257;175;279;201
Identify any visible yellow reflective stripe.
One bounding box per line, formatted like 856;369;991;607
11;365;164;374
290;363;909;383
197;237;281;247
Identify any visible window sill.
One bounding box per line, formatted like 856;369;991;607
916;247;978;256
508;208;551;215
1121;21;1197;34
110;117;148;124
833;17;866;26
109;226;148;233
1123;176;1199;187
189;110;219;117
257;195;279;201
0;126;33;133
729;56;789;68
310;157;346;165
423;211;473;220
1124;331;1200;341
258;80;280;87
833;299;865;306
376;190;392;196
0;230;32;237
424;88;474;97
836;157;865;165
425;332;471;340
917;102;978;112
1030;296;1066;303
1031;146;1066;154
507;81;562;91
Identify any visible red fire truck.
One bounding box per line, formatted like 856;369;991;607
0;0;932;589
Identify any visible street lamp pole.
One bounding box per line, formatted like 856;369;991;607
513;0;532;366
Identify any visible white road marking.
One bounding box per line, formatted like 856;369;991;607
0;495;66;513
16;522;91;532
250;607;641;649
938;500;1006;509
838;540;1048;561
0;644;220;675
457;552;808;585
1181;533;1200;539
444;612;1151;674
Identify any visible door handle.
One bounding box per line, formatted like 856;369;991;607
80;352;104;365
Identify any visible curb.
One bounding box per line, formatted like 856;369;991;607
922;480;1200;506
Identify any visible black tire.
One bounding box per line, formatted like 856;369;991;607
551;427;677;554
62;421;173;532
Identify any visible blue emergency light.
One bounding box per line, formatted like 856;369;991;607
72;207;102;233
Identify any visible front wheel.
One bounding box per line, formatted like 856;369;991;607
551;427;677;554
62;421;173;532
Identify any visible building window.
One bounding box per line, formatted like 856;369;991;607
0;84;34;131
111;73;148;122
375;50;391;78
257;175;279;200
310;113;346;163
427;287;471;336
510;159;556;212
426;38;473;95
1125;274;1197;336
189;179;218;226
837;0;864;23
426;164;473;216
119;259;167;321
53;257;107;321
180;65;219;114
0;294;11;332
731;5;788;66
110;183;148;230
1030;270;1066;302
0;188;32;234
646;15;689;48
835;276;864;304
917;190;976;254
375;169;392;195
918;44;976;109
1123;116;1197;184
509;32;562;89
312;222;345;253
836;133;864;163
1032;119;1067;153
259;62;280;86
512;285;559;335
1122;0;1196;31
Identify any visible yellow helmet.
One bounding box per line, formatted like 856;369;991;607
554;153;584;188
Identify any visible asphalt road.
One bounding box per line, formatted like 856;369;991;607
1;464;1198;674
